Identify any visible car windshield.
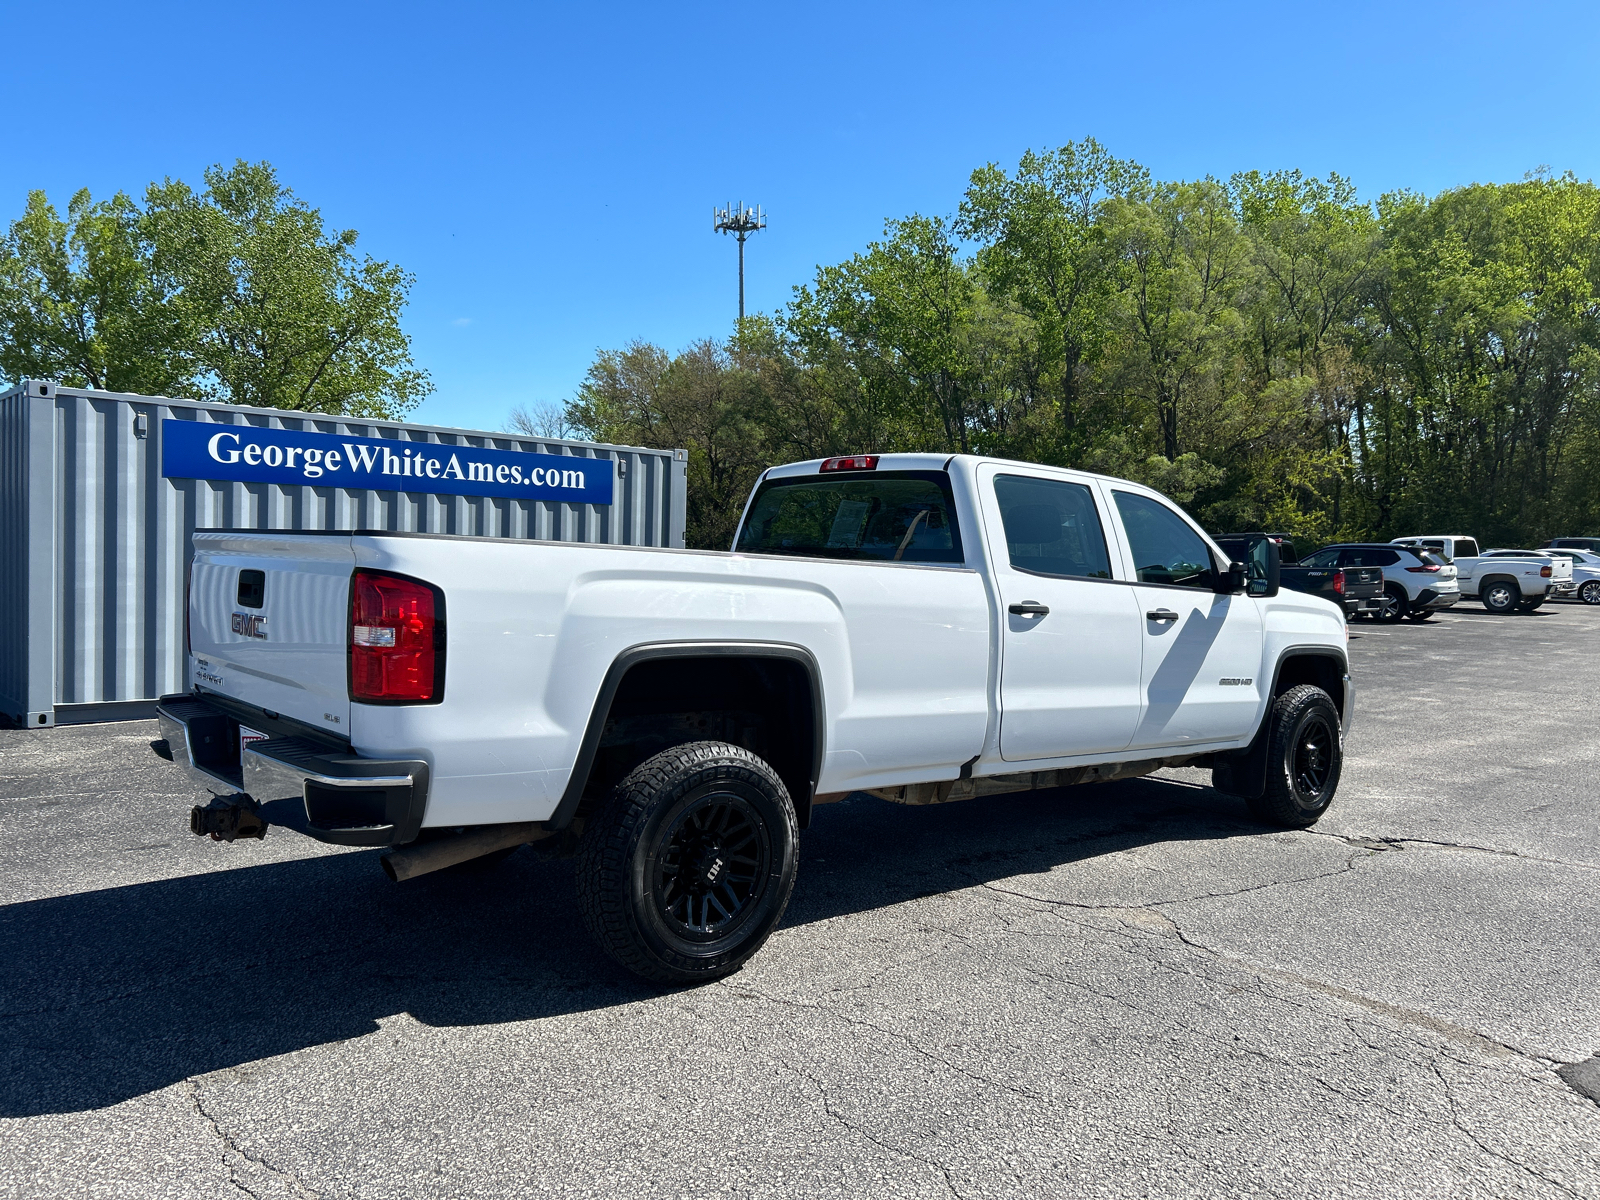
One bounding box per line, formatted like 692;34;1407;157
735;470;964;564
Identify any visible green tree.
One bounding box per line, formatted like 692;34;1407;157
1103;179;1252;462
788;215;982;453
144;160;429;418
0;188;190;393
565;338;772;549
960;139;1147;449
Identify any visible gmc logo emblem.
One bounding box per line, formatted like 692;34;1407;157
231;612;268;640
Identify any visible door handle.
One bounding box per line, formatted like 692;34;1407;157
1009;601;1050;618
1146;608;1180;623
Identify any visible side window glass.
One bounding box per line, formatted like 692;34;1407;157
1373;549;1400;567
1302;549;1339;568
1338;549;1365;567
994;475;1112;579
1111;491;1217;589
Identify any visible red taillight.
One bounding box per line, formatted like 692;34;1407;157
820;455;879;472
1405;564;1441;573
1540;565;1553;577
350;570;441;702
1333;569;1345;594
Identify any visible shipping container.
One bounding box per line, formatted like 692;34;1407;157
0;380;687;727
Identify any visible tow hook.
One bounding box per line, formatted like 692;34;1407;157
190;795;268;842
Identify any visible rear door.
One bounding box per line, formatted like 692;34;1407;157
1105;488;1265;751
188;532;355;734
978;465;1145;761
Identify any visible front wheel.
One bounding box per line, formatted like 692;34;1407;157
576;741;798;984
1581;580;1600;606
1372;587;1407;623
1246;685;1343;828
1481;581;1520;613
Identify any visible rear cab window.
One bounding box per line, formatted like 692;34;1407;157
735;470;963;564
1453;539;1479;558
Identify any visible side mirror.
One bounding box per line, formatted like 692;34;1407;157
1247;538;1280;598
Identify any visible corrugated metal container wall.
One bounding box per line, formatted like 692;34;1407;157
0;380;688;727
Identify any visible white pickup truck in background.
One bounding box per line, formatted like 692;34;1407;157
158;453;1353;982
1393;536;1573;613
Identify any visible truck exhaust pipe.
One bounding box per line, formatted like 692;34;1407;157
381;822;553;883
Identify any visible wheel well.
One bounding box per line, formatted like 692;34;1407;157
1273;653;1345;716
1479;573;1520;591
576;654;820;828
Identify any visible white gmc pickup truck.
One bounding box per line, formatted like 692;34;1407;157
157;453;1353;982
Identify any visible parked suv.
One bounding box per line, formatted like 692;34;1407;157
1298;543;1458;622
1538;547;1600;605
1217;533;1383;619
1544;537;1600;554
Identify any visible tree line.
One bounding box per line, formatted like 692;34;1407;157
0;160;428;418
522;140;1600;551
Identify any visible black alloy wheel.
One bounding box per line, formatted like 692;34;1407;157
1581;580;1600;606
1247;684;1343;828
1481;581;1520;614
653;793;771;940
576;740;798;984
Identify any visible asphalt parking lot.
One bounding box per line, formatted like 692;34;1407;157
2;603;1598;1199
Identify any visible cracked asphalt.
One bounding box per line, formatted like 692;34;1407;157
2;603;1598;1198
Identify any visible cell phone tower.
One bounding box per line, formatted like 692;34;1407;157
713;202;766;322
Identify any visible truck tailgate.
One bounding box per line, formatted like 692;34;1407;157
1348;567;1383;594
189;532;355;734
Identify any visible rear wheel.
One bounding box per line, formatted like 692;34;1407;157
1372;586;1408;623
576;741;798;984
1581;580;1600;606
1481;581;1520;613
1404;609;1433;621
1247;685;1343;828
1519;597;1546;612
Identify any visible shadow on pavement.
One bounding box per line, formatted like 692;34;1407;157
0;776;1258;1116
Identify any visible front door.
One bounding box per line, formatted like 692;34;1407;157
982;467;1145;761
1105;488;1265;751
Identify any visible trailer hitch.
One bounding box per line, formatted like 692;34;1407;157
190;795;268;842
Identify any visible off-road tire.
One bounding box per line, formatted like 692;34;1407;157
1246;685;1342;829
1481;580;1520;613
1581;580;1600;606
575;741;798;985
1373;586;1408;623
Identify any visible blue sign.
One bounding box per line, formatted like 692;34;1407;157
161;419;614;505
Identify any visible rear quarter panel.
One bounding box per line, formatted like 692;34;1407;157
348;537;992;826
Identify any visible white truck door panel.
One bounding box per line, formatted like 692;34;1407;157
979;466;1144;761
1103;488;1265;750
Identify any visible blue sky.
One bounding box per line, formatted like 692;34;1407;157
4;1;1598;433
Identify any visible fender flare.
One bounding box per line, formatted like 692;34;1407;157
1220;645;1349;800
543;640;826;832
1475;572;1522;594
